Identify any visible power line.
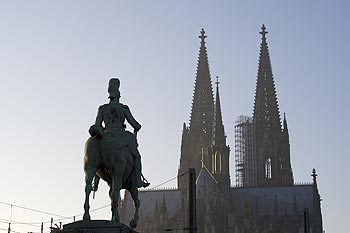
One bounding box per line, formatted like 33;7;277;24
0;173;186;229
142;172;188;191
0;227;19;233
0;218;42;228
63;172;189;220
0;202;67;218
0;218;53;233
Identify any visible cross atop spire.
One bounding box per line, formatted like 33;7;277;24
199;28;207;44
260;24;268;40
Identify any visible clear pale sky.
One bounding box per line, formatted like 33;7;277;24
0;1;348;232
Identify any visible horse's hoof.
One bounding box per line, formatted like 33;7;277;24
129;219;137;229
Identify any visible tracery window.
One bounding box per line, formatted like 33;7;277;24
265;158;272;179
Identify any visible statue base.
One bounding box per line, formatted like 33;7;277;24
53;220;138;233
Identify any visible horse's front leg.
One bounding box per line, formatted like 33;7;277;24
128;187;140;229
83;167;96;220
110;176;122;223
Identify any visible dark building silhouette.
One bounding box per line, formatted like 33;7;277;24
178;29;230;193
253;25;293;187
120;26;323;233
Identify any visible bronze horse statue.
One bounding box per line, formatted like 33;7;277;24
82;132;140;229
83;78;149;229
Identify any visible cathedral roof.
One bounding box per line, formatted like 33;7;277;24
230;184;314;216
196;166;219;199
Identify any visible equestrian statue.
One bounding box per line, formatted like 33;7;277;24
83;78;150;229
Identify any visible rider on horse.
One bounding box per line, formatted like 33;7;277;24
89;78;150;189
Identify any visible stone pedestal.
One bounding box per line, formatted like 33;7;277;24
53;220;138;233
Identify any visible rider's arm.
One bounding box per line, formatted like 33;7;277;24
93;105;105;135
123;105;141;132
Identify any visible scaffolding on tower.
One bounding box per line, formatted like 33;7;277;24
234;115;256;187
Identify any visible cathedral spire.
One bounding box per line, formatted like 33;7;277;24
253;25;293;187
211;76;230;189
253;24;281;134
178;29;215;190
212;76;226;147
189;28;214;143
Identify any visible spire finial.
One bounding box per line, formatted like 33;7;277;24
312;168;318;184
260;24;268;40
215;76;220;89
199;28;207;44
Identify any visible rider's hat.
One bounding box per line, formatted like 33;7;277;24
108;78;120;98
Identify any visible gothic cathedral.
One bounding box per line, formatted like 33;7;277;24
120;26;323;233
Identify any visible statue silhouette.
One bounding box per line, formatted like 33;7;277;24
83;78;149;228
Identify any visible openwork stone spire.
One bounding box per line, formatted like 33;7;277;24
178;29;230;191
211;76;230;190
212;76;226;147
253;24;281;136
253;25;293;187
178;29;215;190
189;28;214;144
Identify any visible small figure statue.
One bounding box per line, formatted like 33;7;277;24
89;78;150;188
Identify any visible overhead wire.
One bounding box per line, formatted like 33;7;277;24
0;202;67;218
0;227;19;233
0;171;312;233
0;172;187;231
54;172;189;223
0;218;41;228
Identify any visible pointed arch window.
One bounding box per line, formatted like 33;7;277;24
279;158;283;170
213;150;222;173
265;158;272;179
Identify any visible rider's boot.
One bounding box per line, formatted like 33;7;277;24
134;156;150;188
